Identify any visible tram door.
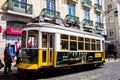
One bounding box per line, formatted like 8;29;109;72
41;33;54;66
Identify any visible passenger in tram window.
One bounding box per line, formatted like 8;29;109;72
28;40;32;48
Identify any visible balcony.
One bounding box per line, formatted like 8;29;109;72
67;0;78;3
66;15;79;22
94;4;102;12
8;0;33;15
71;0;78;3
41;8;60;19
82;0;92;8
96;22;104;30
83;19;93;27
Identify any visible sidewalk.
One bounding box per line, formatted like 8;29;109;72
0;61;17;75
105;58;120;63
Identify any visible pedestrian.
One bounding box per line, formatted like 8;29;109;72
113;46;117;60
107;44;115;61
14;46;21;66
8;43;14;61
4;46;12;74
107;49;111;60
0;59;4;69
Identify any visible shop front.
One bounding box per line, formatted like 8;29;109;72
6;27;22;54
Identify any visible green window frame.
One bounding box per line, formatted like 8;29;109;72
61;34;69;50
78;37;84;50
70;36;77;51
85;38;90;50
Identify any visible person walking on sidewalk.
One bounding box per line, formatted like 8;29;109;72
8;44;14;61
0;59;4;69
4;46;12;74
113;46;117;60
14;46;21;67
107;44;117;60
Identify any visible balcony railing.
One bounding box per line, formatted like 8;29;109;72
94;4;102;11
83;19;93;26
82;0;92;7
67;15;79;22
42;8;60;19
96;22;104;29
8;0;33;14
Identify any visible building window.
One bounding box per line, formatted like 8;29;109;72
68;3;75;16
46;0;55;10
96;0;100;4
14;0;27;9
108;4;112;12
109;30;114;36
84;9;90;20
96;14;101;22
108;16;113;23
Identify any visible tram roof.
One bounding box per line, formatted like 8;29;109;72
23;22;104;39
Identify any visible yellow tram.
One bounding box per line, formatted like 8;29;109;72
18;22;105;73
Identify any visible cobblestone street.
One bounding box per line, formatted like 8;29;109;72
0;59;120;80
40;59;120;80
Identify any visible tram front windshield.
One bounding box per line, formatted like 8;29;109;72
21;30;39;64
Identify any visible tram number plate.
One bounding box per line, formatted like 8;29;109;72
95;53;101;58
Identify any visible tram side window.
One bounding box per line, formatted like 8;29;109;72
70;36;77;51
27;30;39;48
22;31;26;48
61;34;68;50
42;34;47;48
85;38;90;50
91;39;96;50
96;40;101;50
78;37;84;50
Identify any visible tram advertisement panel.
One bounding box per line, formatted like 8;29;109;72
56;52;102;66
56;52;86;65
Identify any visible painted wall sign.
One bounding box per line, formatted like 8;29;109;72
6;28;22;36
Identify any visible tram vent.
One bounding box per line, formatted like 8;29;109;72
39;16;45;22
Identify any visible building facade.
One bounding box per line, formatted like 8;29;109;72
0;0;33;60
0;0;105;60
104;0;120;57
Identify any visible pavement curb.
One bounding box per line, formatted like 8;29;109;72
105;58;120;63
